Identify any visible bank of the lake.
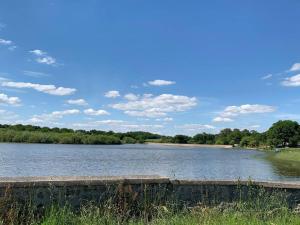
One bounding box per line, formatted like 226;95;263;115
146;142;233;149
269;148;300;163
266;148;300;177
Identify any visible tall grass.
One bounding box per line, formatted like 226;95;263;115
0;186;299;225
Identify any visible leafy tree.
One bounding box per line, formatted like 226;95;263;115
267;120;299;147
173;135;190;144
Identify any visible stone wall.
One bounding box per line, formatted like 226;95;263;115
0;176;299;210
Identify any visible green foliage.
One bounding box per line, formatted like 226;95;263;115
191;133;215;144
267;120;300;147
173;135;191;144
1;120;300;148
122;137;137;144
0;124;164;145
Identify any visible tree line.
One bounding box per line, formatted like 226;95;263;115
0;120;299;148
0;124;160;145
161;120;300;149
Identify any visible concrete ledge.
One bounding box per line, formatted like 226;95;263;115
0;176;170;187
171;179;300;189
0;176;299;209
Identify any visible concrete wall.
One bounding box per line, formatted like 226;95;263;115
0;176;299;210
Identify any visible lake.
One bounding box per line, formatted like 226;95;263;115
0;143;299;181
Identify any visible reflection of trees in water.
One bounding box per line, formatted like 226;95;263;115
269;160;300;177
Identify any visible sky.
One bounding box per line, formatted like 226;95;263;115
0;0;300;136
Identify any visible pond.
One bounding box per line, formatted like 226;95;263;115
0;143;299;181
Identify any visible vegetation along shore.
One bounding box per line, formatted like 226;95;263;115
0;120;300;150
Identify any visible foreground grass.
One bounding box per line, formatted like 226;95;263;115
31;205;299;225
1;187;300;225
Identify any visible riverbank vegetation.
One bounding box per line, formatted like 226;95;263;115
0;120;300;149
156;120;300;149
0;124;160;145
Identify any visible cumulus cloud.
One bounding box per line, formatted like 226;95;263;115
67;99;88;106
29;109;80;123
124;93;139;101
73;120;163;133
221;104;276;117
105;90;120;98
212;117;233;122
281;74;300;87
178;124;215;133
0;38;12;45
84;108;110;116
0;38;16;51
214;104;276;122
2;81;76;96
29;49;57;65
0;93;21;106
73;120;125;128
289;63;300;72
156;117;173;122
148;80;176;86
111;94;197;118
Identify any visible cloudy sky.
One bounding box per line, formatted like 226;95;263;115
0;1;300;135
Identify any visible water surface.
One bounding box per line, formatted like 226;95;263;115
0;143;299;181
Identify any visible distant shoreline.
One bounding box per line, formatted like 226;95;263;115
146;142;233;149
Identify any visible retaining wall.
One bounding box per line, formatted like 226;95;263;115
0;176;299;209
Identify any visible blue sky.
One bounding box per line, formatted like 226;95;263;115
0;0;300;135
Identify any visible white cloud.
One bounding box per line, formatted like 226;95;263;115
84;108;110;116
221;104;276;117
156;117;173;122
213;117;233;122
73;120;125;128
0;93;21;106
261;74;272;80
2;81;76;96
124;93;139;101
29;109;80;123
29;49;56;65
67;99;88;106
250;125;261;129
148;79;176;86
111;94;197;118
289;63;300;72
105;90;120;98
178;124;215;132
0;38;16;50
125;110;167;118
0;38;12;45
73;120;163;133
214;104;276;122
281;74;300;87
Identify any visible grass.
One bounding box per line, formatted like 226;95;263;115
266;148;300;176
1;188;299;225
270;148;300;163
31;204;300;225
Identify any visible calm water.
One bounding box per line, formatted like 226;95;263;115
0;143;299;181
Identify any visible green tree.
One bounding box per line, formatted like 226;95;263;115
267;120;300;147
